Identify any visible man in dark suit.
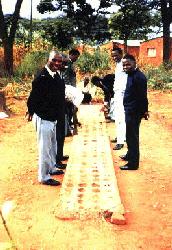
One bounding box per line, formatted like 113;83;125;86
55;55;69;167
120;54;149;170
27;51;65;185
91;74;114;106
63;49;80;135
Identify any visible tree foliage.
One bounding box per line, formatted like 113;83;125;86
0;0;23;75
38;17;74;50
109;0;160;50
91;16;111;44
0;0;171;77
148;0;172;62
37;0;114;16
2;15;33;47
108;0;172;62
37;0;113;42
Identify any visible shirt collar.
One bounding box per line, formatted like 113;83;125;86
45;65;58;78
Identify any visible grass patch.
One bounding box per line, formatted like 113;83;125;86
143;63;172;90
76;49;111;73
14;50;49;78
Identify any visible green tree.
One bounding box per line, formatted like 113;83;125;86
37;0;113;42
109;0;160;52
4;15;33;47
149;0;172;62
74;14;111;44
38;17;74;50
160;0;172;62
15;17;30;46
0;0;23;76
110;0;172;62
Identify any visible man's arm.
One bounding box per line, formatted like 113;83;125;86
27;77;42;121
135;72;149;117
25;112;33;122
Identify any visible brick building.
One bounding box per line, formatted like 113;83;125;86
112;40;140;60
78;37;172;67
113;37;172;67
139;37;172;66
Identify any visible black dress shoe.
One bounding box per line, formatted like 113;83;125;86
105;115;111;120
50;169;64;175
61;155;69;161
120;164;138;170
41;179;61;186
72;128;78;135
66;131;73;137
113;144;124;150
111;138;117;143
77;121;82;127
119;155;129;161
110;119;115;122
55;162;67;170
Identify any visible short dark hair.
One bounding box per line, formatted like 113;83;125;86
91;76;101;86
112;47;123;55
69;48;80;56
102;74;115;84
123;53;136;62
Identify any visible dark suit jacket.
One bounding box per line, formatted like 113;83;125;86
27;67;65;122
63;60;76;87
123;68;148;117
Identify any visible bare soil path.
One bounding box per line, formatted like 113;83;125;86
0;90;172;250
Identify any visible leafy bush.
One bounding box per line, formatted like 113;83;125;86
144;62;172;90
14;50;49;78
76;49;111;73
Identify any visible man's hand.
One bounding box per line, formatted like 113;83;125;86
73;105;78;112
143;111;149;120
100;105;105;112
25;112;33;121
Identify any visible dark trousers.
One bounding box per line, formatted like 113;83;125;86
56;119;65;163
82;92;92;104
125;113;141;167
65;101;74;133
66;101;79;135
66;101;74;126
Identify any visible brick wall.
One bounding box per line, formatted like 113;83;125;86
112;42;140;60
139;37;172;66
113;38;172;67
139;37;163;67
127;46;140;59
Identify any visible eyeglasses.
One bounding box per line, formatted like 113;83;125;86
52;58;62;62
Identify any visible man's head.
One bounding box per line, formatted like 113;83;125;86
61;54;69;71
91;76;102;87
122;54;136;74
69;48;80;62
111;47;123;63
47;51;63;72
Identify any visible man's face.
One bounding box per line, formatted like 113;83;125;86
49;55;63;72
61;57;69;71
70;54;79;62
111;50;122;63
122;58;136;73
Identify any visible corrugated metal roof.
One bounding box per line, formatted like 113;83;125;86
112;40;142;46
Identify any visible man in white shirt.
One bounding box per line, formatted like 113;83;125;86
111;48;128;150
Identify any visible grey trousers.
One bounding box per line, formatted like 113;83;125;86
33;114;57;182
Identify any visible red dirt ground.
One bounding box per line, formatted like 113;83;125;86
0;90;172;250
